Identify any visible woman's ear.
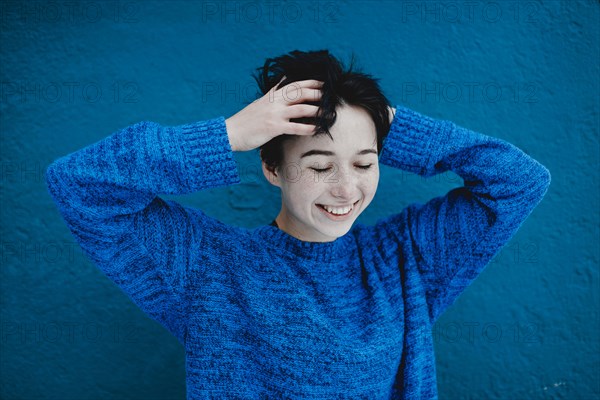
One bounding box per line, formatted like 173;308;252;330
261;161;282;188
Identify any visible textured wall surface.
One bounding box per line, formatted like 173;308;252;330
1;0;598;399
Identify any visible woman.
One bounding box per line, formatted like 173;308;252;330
46;50;551;399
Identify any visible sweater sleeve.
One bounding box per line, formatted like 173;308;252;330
375;105;551;324
45;116;240;344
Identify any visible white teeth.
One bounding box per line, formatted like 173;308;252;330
323;204;352;215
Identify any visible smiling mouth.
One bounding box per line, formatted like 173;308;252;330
316;200;360;216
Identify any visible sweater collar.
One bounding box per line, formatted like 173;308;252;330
256;222;356;262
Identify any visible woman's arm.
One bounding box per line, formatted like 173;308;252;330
45;79;324;344
375;105;551;324
45;117;240;344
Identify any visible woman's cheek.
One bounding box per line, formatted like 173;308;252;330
365;168;380;196
302;168;326;187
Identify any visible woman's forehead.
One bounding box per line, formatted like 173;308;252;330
286;130;377;158
283;104;378;157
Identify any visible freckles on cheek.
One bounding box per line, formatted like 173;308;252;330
363;175;380;196
300;170;322;188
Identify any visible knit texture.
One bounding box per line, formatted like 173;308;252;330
45;106;551;399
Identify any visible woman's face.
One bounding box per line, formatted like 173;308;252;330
263;103;380;242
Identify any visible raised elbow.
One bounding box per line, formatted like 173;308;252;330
45;158;71;205
532;163;551;201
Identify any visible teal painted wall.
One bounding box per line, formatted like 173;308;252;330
1;0;598;398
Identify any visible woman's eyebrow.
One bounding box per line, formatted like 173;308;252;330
300;149;377;158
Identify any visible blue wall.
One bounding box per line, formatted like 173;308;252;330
1;0;598;398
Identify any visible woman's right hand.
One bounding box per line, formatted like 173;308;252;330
225;78;324;152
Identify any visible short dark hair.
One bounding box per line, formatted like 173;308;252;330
252;49;392;172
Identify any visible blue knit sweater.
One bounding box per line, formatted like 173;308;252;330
45;105;550;399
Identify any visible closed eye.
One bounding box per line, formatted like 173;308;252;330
311;167;331;173
310;164;373;173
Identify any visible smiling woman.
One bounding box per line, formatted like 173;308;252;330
263;102;381;242
45;49;551;399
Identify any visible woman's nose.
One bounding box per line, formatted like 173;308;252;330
330;168;357;199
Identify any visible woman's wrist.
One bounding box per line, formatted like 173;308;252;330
225;117;240;152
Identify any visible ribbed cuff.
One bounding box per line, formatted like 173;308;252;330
379;105;453;177
177;116;241;191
